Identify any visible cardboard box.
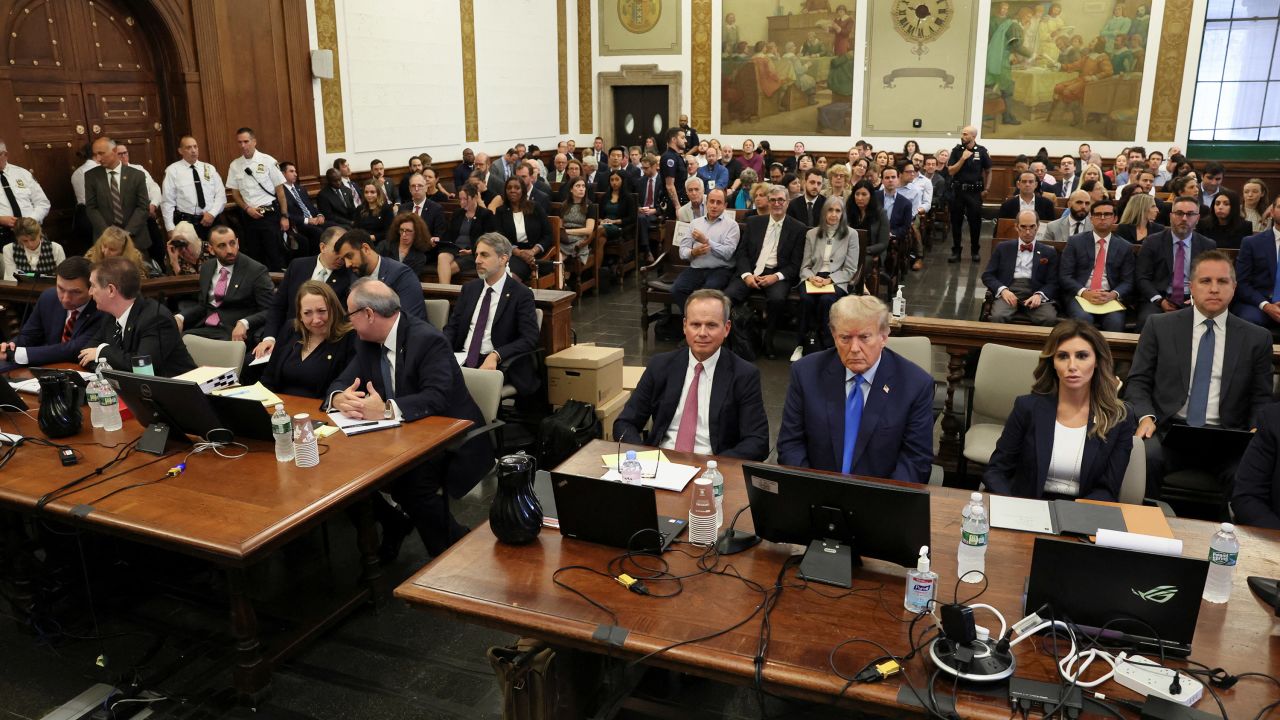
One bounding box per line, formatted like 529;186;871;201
546;344;623;407
622;365;645;391
594;390;631;440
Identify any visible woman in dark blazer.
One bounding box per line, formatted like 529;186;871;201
315;168;356;228
438;184;496;284
262;280;357;399
494;176;552;282
1196;188;1253;250
353;180;394;238
375;211;432;277
598;170;636;241
984;320;1136;501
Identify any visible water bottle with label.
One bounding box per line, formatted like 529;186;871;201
272;404;294;462
619;450;643;484
98;381;122;432
1202;523;1239;604
703;461;724;531
86;377;103;429
956;492;988;583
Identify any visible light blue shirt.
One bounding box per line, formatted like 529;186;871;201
680;212;740;269
844;354;883;406
696;163;729;192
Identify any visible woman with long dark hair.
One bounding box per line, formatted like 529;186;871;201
1197;188;1252;249
495;176;552;282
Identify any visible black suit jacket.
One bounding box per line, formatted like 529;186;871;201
93;297;197;377
327;314;492;498
1124;307;1274;431
734;214;806;280
786;195;824;228
998;195;1057;222
283;183;322;226
316;186;356;228
401;197;447;238
264;256;353;341
981;239;1060;300
612;348;770;460
1231;402;1280;529
373;256;429;322
442;278;540;395
1135;229;1216;305
183;254;275;338
1059;232;1135;299
984;393;1136;501
9;289;103;366
84;164;151;246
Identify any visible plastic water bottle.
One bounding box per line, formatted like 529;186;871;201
86;378;103;429
272;404;295;462
1202;523;1239;604
703;461;724;531
957;492;988;583
619;450;643;484
98;382;122;431
892;286;907;319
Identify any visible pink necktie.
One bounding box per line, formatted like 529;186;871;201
1088;239;1106;292
206;266;229;327
674;362;703;453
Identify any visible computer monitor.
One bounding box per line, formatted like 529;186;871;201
742;463;931;588
1247;577;1280;617
104;369;232;453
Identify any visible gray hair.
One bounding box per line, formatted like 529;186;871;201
476;231;512;257
319;225;345;248
767;183;789;199
170;221;200;252
686;288;730;323
829;294;890;335
739;168;759;185
582;156;599;169
348;277;401;318
685;176;704;191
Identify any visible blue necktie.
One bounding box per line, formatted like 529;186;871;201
1271;246;1280;303
1186;319;1214;427
841;375;865;474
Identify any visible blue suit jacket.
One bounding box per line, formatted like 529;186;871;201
327;314;491;498
374;256;428;322
442;278;541;396
1059;232;1134;299
1233;229;1279;309
612;348;770;460
981;239;1060;300
283;183;322;227
1231;401;1280;529
983;393;1135;501
9;289;104;366
876;190;914;239
776;347;934;483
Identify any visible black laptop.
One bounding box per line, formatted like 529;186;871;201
1163;425;1254;473
1025;538;1209;656
548;471;687;553
0;377;28;412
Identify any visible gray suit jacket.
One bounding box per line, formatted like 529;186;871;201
1124;307;1274;431
1042;214;1092;245
183;254;275;339
85;164;151;247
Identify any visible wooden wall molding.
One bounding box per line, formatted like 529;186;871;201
1148;0;1194;142
577;0;592;133
690;0;711;132
313;0;344;153
460;0;478;142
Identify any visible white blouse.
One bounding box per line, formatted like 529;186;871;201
1044;421;1087;497
512;211;528;243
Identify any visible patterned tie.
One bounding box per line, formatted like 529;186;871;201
1020;242;1034;253
62;309;78;343
205;266;230;327
674;362;704;453
380;346;395;399
1171;240;1186;306
1;170;21;218
841;375;865;474
464;287;494;367
109;170;124;226
1187;319;1215;427
190;164;206;209
1088;238;1107;291
112;320;124;347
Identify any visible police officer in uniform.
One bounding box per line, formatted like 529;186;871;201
162;135;226;242
0;140;51;246
226;127;290;271
659;127;687;220
946;124;991;263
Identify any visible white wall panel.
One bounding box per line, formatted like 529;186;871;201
473;0;560;147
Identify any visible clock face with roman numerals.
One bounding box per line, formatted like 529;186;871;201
891;0;953;45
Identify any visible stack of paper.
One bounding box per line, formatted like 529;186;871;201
212;382;284;407
326;411;401;436
601;462;700;493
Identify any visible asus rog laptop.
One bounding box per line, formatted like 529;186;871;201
1025;537;1209;656
548;471;687;553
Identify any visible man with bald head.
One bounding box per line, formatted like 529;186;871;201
946;125;991;263
982;210;1059;325
84;136;151;246
473;152;504;198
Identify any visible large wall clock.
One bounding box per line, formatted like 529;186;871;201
891;0;953;55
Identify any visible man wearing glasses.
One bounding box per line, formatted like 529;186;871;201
723;184;807;358
1059;198;1133;331
1232;194;1280;328
1135;196;1217;331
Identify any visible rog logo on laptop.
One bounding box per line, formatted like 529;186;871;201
1132;585;1179;603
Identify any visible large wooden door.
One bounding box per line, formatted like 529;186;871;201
612;85;669;151
3;0;167;247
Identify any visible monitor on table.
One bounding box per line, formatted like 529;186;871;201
104;369;231;453
742;463;931;588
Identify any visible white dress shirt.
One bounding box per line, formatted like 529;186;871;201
71;159;98;205
161;159;228;229
94;301;136;363
1044;422;1087;497
0;164;51;222
1176;306;1227;426
750;217;785;278
131;164;163;207
227;150;285;207
660;349;719;454
463;273;508;357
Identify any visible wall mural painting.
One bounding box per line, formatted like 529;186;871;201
983;0;1152;140
720;1;856;136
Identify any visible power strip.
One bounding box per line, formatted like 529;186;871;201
1114;655;1203;706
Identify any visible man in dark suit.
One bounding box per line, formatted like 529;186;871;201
614;289;769;460
1135;196;1217;330
1230;194;1280;328
332;228;427;321
1059;198;1133;331
174;227;273;342
1126;249;1273;490
441;233;540;396
327;278;492;556
724;185;807;356
594;146;624;194
252;226;353;360
786;170;825;228
473;153;504;199
280;161;326;254
401;173;447;240
397;155;425;204
0;257;103;371
512;162;552;217
1054;156;1079;198
84;137;151;247
981;210;1059;325
777;295;934;483
876;167;914;240
998;171;1058;221
370;159;399;208
77;257;196;376
1231;402;1280;529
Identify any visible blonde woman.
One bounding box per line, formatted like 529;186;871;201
86;226;151;281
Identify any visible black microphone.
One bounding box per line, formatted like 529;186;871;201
244;167;254;177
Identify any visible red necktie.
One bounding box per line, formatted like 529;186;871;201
62;309;78;343
1089;238;1107;291
1020;243;1034;253
674;363;703;452
414;203;421;216
644;178;654;207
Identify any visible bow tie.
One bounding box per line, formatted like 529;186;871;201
1020;243;1034;253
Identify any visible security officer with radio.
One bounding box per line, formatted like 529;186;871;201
162;135;226;241
946;124;991;264
0;140;51;246
226;127;290;272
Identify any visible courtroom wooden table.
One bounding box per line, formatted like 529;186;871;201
397;440;1280;718
0;389;471;704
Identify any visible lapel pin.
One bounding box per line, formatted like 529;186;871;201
882;385;890;394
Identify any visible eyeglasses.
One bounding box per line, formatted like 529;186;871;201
1090;211;1115;218
1170;210;1200;217
768;197;788;203
343;306;370;322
